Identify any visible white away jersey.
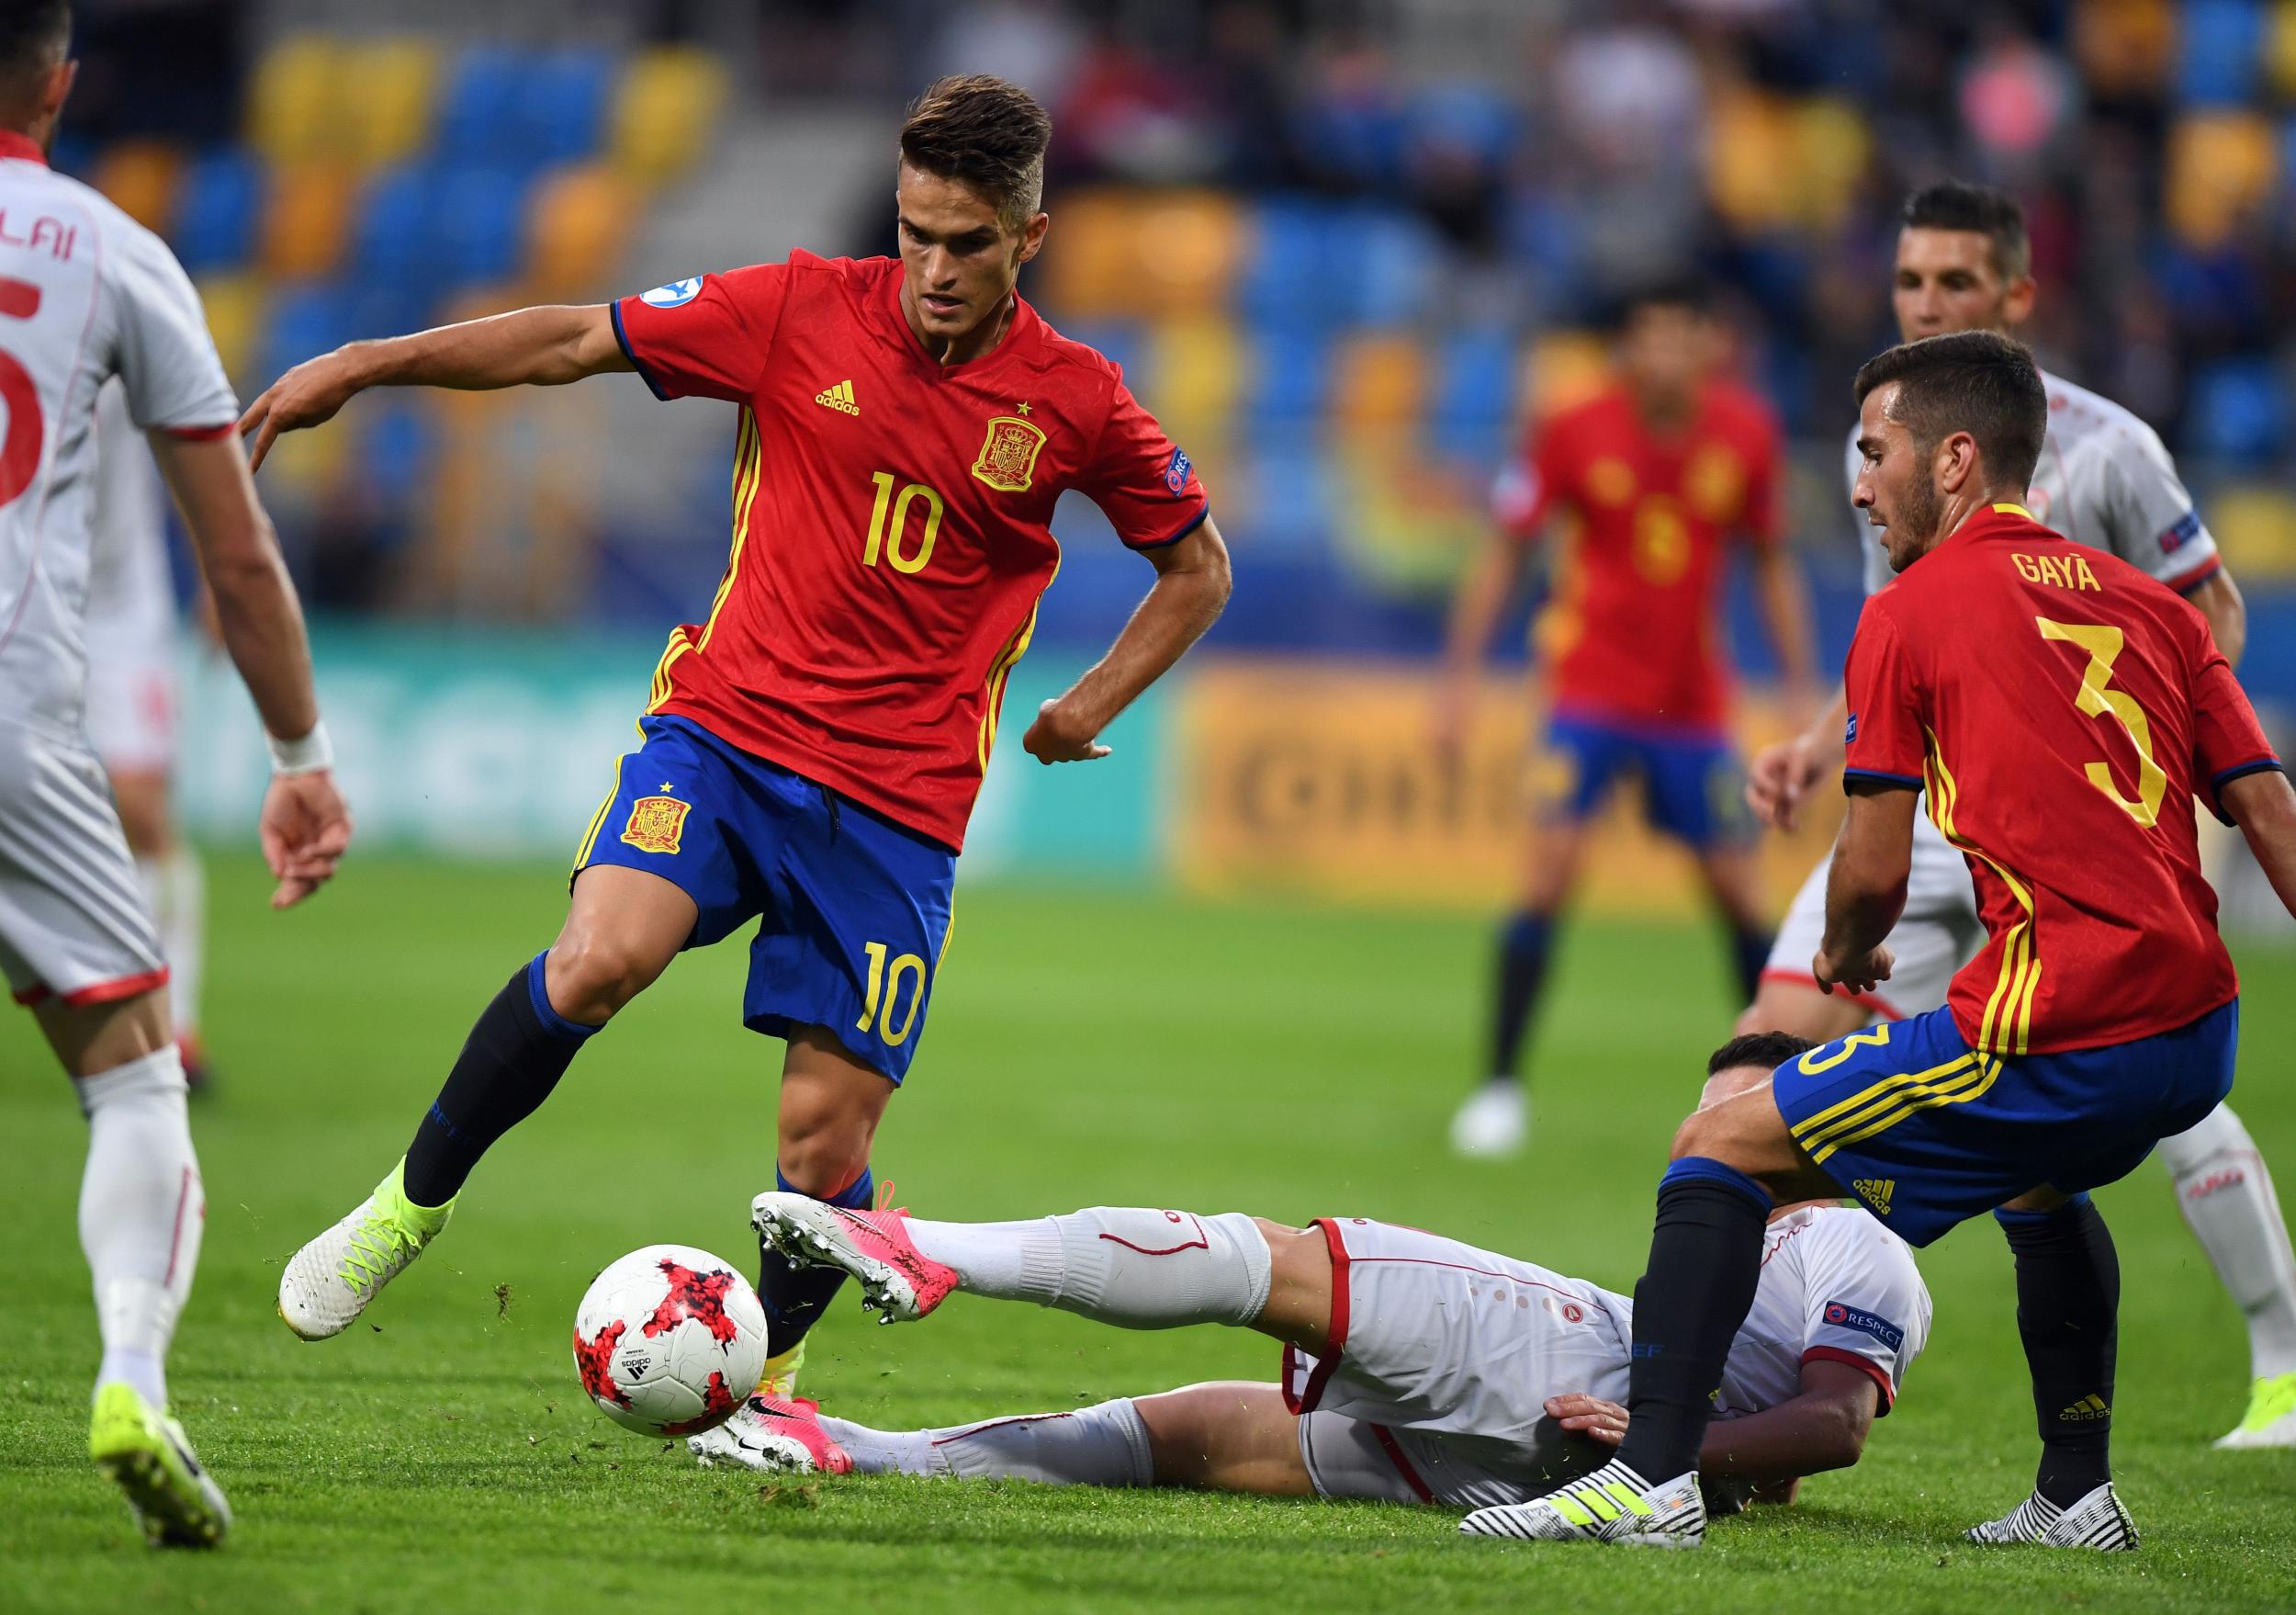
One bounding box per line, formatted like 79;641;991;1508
1707;1203;1931;1420
0;137;235;738
1850;367;2219;597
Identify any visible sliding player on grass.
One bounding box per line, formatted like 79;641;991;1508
0;1;353;1547
1463;333;2296;1551
242;76;1231;1403
1742;182;2296;1451
692;1032;1928;1513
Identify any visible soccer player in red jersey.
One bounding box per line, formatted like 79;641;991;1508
244;78;1232;1397
1439;282;1816;1157
1459;332;2296;1550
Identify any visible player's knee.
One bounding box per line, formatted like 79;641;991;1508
543;931;666;1022
775;1104;874;1198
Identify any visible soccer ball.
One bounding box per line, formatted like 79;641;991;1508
571;1244;770;1438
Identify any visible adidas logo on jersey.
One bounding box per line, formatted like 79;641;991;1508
2058;1395;2111;1422
814;379;860;415
1851;1178;1895;1214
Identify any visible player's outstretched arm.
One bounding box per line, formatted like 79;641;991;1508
149;431;352;909
1748;684;1849;833
1750;542;1821;725
2223;768;2296;918
238;304;633;471
1815;782;1915;995
1547;1356;1880;1496
1434;530;1532;758
2189;568;2249;670
1022;518;1232;764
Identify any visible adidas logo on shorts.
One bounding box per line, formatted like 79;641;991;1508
1851;1178;1895;1214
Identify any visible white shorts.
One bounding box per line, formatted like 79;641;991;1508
1283;1218;1631;1511
1762;811;1986;1020
0;717;167;1008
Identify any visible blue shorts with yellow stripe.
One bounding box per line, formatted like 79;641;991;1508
572;715;955;1084
1771;999;2237;1247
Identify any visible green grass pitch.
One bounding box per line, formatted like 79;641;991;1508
4;854;2293;1613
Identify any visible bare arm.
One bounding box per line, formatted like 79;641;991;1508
238;304;632;469
1433;531;1532;755
1750;542;1820;723
2223;768;2296;916
1816;782;1917;995
1546;1358;1880;1498
148;431;352;907
1021;517;1232;764
2188;569;2248;670
1747;684;1848;833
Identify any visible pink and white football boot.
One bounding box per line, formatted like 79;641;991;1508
749;1191;959;1323
687;1394;853;1475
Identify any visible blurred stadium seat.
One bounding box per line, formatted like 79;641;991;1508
91;141;179;233
611;47;728;186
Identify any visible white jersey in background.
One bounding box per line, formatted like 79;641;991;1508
82;378;183;773
1284;1205;1930;1509
0;140;236;741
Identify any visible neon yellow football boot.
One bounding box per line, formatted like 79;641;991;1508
277;1158;455;1340
2215;1372;2296;1450
89;1383;231;1548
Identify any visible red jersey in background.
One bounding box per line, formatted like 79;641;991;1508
613;252;1208;851
1494;380;1784;733
1843;503;2279;1056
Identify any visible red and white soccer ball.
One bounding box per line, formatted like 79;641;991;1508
571;1244;770;1438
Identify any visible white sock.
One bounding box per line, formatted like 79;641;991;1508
135;848;205;1041
906;1207;1272;1329
2158;1103;2296;1380
822;1398;1154;1487
75;1047;201;1410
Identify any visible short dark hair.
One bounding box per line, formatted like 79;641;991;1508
1706;1031;1818;1079
897;74;1052;233
1902;181;2031;282
1607;274;1709;331
0;0;65;96
1853;330;2049;492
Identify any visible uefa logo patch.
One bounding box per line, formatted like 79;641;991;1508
640;277;703;309
1822;1300;1903;1350
1165;446;1190;495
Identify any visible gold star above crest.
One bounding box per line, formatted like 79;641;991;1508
1015;400;1031;416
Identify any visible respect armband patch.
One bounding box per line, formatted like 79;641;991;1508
1822;1301;1903;1351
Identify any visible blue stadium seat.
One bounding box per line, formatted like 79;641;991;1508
2187;357;2287;465
262;281;355;378
518;50;613;169
1237;198;1345;327
433;166;526;287
170;149;263;274
1348;206;1435;327
1427;328;1515;465
1405;85;1517;171
1239;432;1331;553
1051;318;1148;389
2178;0;2265;107
1244;322;1333;432
348;164;438;299
356;398;432;516
436;47;523;164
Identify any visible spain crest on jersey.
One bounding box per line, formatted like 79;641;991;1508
619;794;691;855
972;415;1047;493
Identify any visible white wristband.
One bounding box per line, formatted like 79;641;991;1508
267;720;334;776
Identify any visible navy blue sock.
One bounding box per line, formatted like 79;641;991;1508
1998;1195;2118;1506
402;954;598;1207
756;1165;873;1356
1488;911;1554;1084
1728;924;1772;1004
1615;1158;1774;1482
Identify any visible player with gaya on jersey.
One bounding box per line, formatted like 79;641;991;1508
1439;282;1817;1158
1461;333;2296;1550
1742;183;2296;1451
0;2;353;1548
246;77;1232;1402
699;1033;1929;1519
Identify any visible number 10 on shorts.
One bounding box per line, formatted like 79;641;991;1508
856;941;927;1045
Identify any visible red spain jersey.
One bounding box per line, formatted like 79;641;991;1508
1495;380;1784;732
1843;503;2279;1056
612;253;1208;850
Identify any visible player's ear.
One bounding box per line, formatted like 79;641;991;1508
1936;430;1978;495
1015;210;1050;268
2001;275;2037;327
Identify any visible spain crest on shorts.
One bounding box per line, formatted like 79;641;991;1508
619;794;691;855
971;415;1046;493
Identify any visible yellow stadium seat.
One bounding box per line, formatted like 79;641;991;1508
1706;90;1795;232
2075;0;2176;97
2270;0;2296;99
612;47;727;187
192;273;263;389
338;39;438;171
525;164;636;301
1332;333;1424;439
91;141;181;233
2166;112;2277;249
247;35;343;167
1791;100;1869;231
1041;188;1242;319
1037;189;1134;318
260;161;354;279
1526;332;1609;421
2206;483;2296;577
1148;313;1244;445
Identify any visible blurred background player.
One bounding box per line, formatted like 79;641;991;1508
250;76;1230;1406
0;0;351;1548
1438;281;1817;1158
1743;182;2296;1451
82;379;211;1089
717;1032;1929;1517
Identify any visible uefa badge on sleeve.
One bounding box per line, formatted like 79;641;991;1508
640;277;703;309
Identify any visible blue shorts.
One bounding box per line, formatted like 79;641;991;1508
572;716;956;1083
1538;714;1750;849
1772;999;2238;1246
